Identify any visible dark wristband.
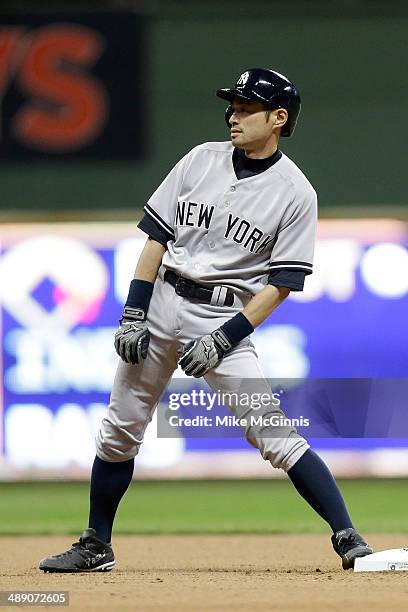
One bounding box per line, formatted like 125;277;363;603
219;312;254;347
125;279;154;314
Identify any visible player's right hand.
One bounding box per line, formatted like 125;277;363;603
114;320;150;364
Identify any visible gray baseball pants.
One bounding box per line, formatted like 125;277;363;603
96;271;309;472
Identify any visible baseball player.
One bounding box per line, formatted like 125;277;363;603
39;68;373;573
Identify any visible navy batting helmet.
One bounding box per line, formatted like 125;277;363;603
216;68;301;137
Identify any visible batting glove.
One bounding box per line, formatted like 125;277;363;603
114;306;150;365
178;328;232;378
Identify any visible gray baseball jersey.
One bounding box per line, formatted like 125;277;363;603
141;141;317;296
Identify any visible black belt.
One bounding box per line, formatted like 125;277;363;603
164;270;235;307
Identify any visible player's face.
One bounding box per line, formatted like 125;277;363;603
229;97;279;155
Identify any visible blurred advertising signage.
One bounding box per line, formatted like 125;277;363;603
0;220;407;471
0;12;147;159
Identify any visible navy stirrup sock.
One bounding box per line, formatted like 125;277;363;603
88;455;134;543
288;448;353;533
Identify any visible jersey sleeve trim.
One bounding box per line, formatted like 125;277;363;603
144;204;175;236
269;260;313;273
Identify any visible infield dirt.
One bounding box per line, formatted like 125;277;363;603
1;534;407;611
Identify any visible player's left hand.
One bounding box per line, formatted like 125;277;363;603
178;329;232;377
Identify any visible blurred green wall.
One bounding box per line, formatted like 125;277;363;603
1;1;407;216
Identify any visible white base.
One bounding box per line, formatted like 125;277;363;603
354;548;408;572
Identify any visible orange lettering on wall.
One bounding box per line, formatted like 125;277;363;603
13;24;108;152
0;28;25;95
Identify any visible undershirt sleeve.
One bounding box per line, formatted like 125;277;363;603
137;213;173;247
267;268;308;291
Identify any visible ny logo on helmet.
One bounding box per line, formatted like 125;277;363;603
236;71;249;88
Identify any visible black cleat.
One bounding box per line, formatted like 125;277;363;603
331;527;373;570
39;528;115;573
